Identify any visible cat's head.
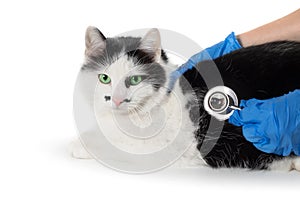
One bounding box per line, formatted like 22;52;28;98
82;27;171;112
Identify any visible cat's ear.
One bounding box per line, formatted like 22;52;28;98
85;26;106;58
139;28;161;61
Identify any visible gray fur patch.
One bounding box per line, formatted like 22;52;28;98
82;37;141;71
82;35;167;90
139;63;166;90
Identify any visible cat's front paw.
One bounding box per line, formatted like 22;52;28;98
69;139;92;159
292;157;300;172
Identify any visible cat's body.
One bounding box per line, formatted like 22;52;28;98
72;27;300;171
181;41;300;170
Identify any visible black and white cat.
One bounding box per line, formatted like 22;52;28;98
72;27;300;171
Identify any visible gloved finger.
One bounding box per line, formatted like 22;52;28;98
239;99;264;108
229;106;264;125
242;124;279;154
242;124;268;143
228;110;245;126
230;98;271;124
288;123;300;154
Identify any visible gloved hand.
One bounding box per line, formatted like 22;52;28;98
176;32;242;75
229;90;300;156
169;32;242;90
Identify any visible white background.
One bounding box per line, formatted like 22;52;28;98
1;0;300;199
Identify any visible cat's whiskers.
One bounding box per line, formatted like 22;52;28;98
126;94;160;116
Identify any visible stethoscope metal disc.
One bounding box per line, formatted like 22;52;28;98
204;86;240;121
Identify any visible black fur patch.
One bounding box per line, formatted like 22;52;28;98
127;49;154;64
180;41;300;169
161;50;169;63
140;63;166;90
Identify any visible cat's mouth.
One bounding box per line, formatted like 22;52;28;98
104;93;156;114
122;98;131;103
104;95;132;109
115;98;131;108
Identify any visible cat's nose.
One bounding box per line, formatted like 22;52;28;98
112;98;122;107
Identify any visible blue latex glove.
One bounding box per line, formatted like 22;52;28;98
169;32;242;90
229;90;300;156
176;32;242;75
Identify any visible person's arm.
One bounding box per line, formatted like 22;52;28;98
178;9;300;74
237;9;300;47
228;9;300;156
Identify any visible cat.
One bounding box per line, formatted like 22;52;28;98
72;27;202;168
71;26;300;171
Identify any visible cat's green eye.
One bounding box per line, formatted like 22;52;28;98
98;74;111;84
129;75;143;86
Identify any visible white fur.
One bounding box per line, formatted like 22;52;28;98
268;157;300;172
93;55;203;166
71;28;300;172
71;53;300;171
70;139;92;159
72;49;204;167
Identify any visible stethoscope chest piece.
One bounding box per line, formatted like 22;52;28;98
204;86;240;121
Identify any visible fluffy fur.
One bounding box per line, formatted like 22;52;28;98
72;27;300;171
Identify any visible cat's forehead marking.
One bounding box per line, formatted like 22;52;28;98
106;56;138;79
82;36;145;72
109;56;131;71
104;37;141;64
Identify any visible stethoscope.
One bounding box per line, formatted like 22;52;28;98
203;86;241;121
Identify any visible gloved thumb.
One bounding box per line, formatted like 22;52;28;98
228;99;267;126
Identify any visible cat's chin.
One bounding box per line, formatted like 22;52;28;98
109;107;150;118
109;107;129;114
